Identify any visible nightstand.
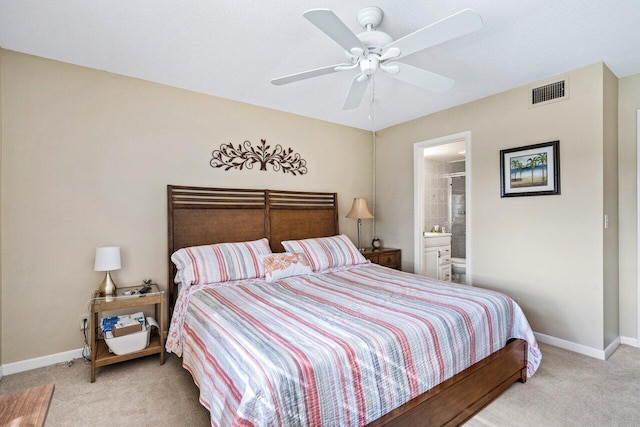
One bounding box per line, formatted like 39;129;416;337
362;247;401;270
89;284;165;382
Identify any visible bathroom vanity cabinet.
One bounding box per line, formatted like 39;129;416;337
423;233;452;281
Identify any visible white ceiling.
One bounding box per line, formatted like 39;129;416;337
424;140;466;163
1;1;639;131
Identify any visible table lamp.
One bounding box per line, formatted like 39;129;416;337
346;198;374;252
94;246;121;296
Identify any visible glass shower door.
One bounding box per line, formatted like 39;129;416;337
450;176;466;259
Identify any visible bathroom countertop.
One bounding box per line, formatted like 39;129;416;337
423;232;452;237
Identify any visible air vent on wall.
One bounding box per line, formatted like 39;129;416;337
529;76;569;108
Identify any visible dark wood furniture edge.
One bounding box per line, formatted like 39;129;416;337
362;247;402;270
368;338;528;427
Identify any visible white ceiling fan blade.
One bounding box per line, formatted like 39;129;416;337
383;9;482;60
304;9;367;54
271;64;350;86
343;75;370;110
385;62;455;93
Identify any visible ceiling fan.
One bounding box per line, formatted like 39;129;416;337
271;7;482;110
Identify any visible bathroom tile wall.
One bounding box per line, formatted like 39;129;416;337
424;158;450;233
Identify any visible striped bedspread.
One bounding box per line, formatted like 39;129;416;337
167;263;541;427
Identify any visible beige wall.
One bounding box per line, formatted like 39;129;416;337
375;63;613;350
619;73;640;340
0;49;372;363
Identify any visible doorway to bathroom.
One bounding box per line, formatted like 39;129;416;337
413;131;471;284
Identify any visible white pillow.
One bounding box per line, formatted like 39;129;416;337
260;252;312;282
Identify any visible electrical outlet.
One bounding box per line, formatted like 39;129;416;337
79;315;89;331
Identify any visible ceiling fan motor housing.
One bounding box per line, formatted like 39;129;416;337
354;30;394;78
357;30;393;54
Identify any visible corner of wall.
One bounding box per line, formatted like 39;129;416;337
602;63;619;348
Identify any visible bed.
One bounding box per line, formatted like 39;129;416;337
166;185;541;426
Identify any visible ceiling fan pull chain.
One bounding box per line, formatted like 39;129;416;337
369;76;376;123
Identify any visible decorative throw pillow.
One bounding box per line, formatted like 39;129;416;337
171;238;272;286
260;252;313;282
281;234;366;272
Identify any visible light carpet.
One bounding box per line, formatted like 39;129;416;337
0;342;638;426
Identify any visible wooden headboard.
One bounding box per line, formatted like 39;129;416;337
167;185;339;312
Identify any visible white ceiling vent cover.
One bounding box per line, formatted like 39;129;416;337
529;76;569;108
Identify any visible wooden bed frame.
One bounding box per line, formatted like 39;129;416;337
167;185;528;426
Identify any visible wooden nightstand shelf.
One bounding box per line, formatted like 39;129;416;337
362;247;401;270
89;284;165;382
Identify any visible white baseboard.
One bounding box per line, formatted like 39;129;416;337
534;332;620;360
1;348;83;376
604;337;621;359
620;336;639;347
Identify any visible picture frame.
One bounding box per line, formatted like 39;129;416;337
500;141;560;197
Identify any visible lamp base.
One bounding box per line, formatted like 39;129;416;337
98;271;117;296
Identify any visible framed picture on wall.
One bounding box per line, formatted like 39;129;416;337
500;141;560;197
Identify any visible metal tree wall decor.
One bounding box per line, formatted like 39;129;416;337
210;139;308;175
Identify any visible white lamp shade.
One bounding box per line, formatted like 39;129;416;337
346;198;374;219
94;246;121;271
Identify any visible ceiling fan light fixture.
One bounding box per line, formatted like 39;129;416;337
360;57;379;76
379;62;399;75
379;47;401;61
350;47;365;58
